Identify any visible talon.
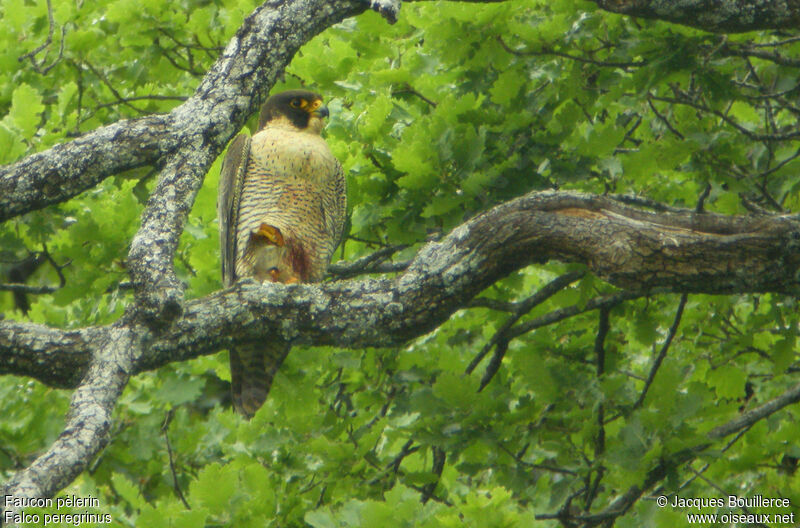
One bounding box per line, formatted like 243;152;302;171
252;223;284;246
268;268;281;282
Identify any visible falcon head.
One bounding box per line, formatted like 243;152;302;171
258;90;330;134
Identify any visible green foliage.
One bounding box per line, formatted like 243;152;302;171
2;0;800;526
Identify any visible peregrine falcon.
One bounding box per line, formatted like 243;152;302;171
218;90;346;418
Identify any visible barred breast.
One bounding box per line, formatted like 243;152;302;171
234;125;345;283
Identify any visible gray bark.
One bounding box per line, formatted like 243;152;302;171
592;0;800;33
2;0;800;521
4;190;800;385
1;0;369;513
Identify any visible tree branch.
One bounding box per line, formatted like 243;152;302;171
3;0;800;515
0;116;171;223
0;320;94;388
546;380;800;525
5;190;800;387
465;270;585;377
591;0;800;33
2;325;135;512
125;0;367;321
1;1;370;227
632;293;688;409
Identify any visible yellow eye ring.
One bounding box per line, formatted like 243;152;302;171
290;99;303;108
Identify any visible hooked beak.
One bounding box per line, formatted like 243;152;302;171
312;105;329;119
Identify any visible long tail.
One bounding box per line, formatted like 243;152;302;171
229;340;291;418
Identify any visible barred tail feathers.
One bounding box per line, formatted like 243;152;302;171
229;340;291;418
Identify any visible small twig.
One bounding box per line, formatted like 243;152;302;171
720;44;800;68
632;294;688;410
82;61;149;114
388;439;418;474
0;283;58;294
756;183;785;212
162;409;191;510
495;441;577;476
507;290;646;341
345;234;392;247
584;307;610;512
315;485;327;508
477;338;509;391
535;488;587;523
651;94;800;141
91;94;188;112
361;385;398;432
193;34;223;60
18;0;66;74
328;245;409;279
42;244;70;288
739;193;776;215
0;445;26;469
467;271;586;377
608;194;687;213
156;27;224;53
677;427;750;491
695;184;711;213
497;36;645;69
466;296;518;312
732;79;800;100
0;245;70;295
420;447;445;504
392;84;437;107
748;36;800;48
622;114;643;146
155;41;206;77
762;146;800;180
647;97;685;140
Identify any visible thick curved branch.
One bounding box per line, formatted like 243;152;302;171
126;0;367;320
577;380;800;524
135;190;800;370
2;325;135;512
591;0;800;33
5;190;800;386
0;116;171;223
2;0;800;511
1;1;368;226
4;189;800;388
0;320;94;388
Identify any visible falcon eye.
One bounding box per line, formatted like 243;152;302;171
290;99;303;108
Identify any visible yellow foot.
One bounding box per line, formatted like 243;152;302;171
268;268;301;284
268;268;281;282
251;223;284;246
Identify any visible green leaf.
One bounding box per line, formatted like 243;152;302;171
706;365;747;400
490;68;525;107
772;335;795;374
0;123;26;163
305;509;339;528
110;473;142;508
190;462;237;513
359;93;393;139
9;83;44;137
155;372;205;406
57;82;79;121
